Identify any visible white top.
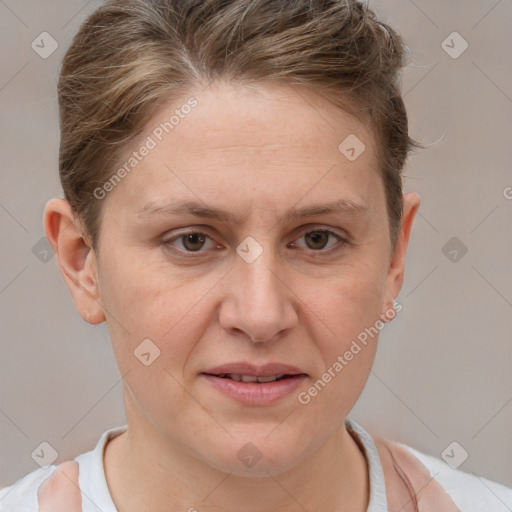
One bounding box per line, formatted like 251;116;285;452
1;419;511;511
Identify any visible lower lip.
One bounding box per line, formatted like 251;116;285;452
200;374;308;405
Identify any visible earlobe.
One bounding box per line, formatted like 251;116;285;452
380;192;421;321
43;198;106;325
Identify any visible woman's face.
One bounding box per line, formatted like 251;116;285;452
63;82;416;475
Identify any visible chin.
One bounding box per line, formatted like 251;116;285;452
195;436;309;478
209;453;299;478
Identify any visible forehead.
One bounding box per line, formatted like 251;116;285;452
172;81;373;159
108;81;382;218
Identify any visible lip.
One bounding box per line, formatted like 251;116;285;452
200;373;308;405
200;362;308;406
201;362;306;377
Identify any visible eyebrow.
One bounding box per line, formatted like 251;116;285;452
136;198;369;224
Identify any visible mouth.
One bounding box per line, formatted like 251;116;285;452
202;373;302;383
199;363;308;405
201;362;306;378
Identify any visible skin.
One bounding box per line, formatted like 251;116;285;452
42;81;420;512
37;461;81;510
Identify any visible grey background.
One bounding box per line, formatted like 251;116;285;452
1;0;511;496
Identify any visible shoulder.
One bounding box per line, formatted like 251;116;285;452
346;419;512;512
401;443;512;512
0;424;126;512
0;465;56;511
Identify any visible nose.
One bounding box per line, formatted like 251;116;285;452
218;243;298;343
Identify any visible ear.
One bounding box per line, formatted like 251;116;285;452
43;198;105;325
380;192;421;321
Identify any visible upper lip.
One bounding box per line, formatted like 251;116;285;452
202;362;306;377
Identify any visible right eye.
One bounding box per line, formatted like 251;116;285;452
162;231;220;254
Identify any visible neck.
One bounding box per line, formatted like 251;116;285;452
104;416;369;512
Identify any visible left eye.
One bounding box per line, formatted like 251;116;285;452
290;230;343;251
162;229;345;255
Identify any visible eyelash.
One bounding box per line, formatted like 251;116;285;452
161;227;350;258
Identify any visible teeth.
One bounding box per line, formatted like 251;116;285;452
226;373;287;383
240;375;258;383
255;375;280;383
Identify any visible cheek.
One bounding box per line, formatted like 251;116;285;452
99;258;209;420
318;258;388;338
98;251;210;368
305;263;386;405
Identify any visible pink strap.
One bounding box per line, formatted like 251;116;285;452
373;435;461;511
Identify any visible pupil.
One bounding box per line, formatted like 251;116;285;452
183;233;205;251
305;231;327;250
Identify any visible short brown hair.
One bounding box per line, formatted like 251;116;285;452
58;0;422;253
